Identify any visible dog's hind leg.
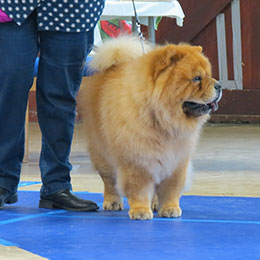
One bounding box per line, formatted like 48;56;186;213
89;149;124;211
100;171;124;211
151;192;159;212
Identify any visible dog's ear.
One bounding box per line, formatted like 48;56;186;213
152;45;184;81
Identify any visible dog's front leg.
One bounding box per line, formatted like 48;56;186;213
117;165;154;220
157;159;190;218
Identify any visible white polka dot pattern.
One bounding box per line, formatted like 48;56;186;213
0;0;105;32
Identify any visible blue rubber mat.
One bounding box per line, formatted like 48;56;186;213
1;191;260;260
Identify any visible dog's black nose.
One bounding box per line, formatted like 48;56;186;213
214;84;222;90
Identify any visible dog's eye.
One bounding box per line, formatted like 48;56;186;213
193;76;202;82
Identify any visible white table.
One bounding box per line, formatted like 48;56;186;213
95;0;185;43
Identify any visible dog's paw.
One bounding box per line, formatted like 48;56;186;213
129;208;153;220
159;206;182;218
103;200;123;211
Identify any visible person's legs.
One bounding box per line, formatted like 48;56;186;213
37;29;93;197
0;15;38;195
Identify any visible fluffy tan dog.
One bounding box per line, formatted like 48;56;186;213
80;35;222;220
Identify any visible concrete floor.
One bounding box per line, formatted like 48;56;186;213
2;122;260;259
21;122;260;197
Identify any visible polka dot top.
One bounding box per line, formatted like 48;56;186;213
0;0;105;32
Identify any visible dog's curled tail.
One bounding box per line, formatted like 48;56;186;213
90;35;152;72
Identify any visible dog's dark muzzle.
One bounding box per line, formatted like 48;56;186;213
183;84;222;117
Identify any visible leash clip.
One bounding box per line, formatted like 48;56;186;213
132;0;145;53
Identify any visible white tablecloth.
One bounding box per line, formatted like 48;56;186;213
101;0;185;27
94;0;184;45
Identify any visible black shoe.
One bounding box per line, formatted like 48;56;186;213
39;189;99;212
0;188;18;209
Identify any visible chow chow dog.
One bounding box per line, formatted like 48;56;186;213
80;35;222;220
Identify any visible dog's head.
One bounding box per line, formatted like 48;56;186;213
146;44;222;123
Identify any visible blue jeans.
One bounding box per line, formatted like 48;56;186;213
0;13;93;196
